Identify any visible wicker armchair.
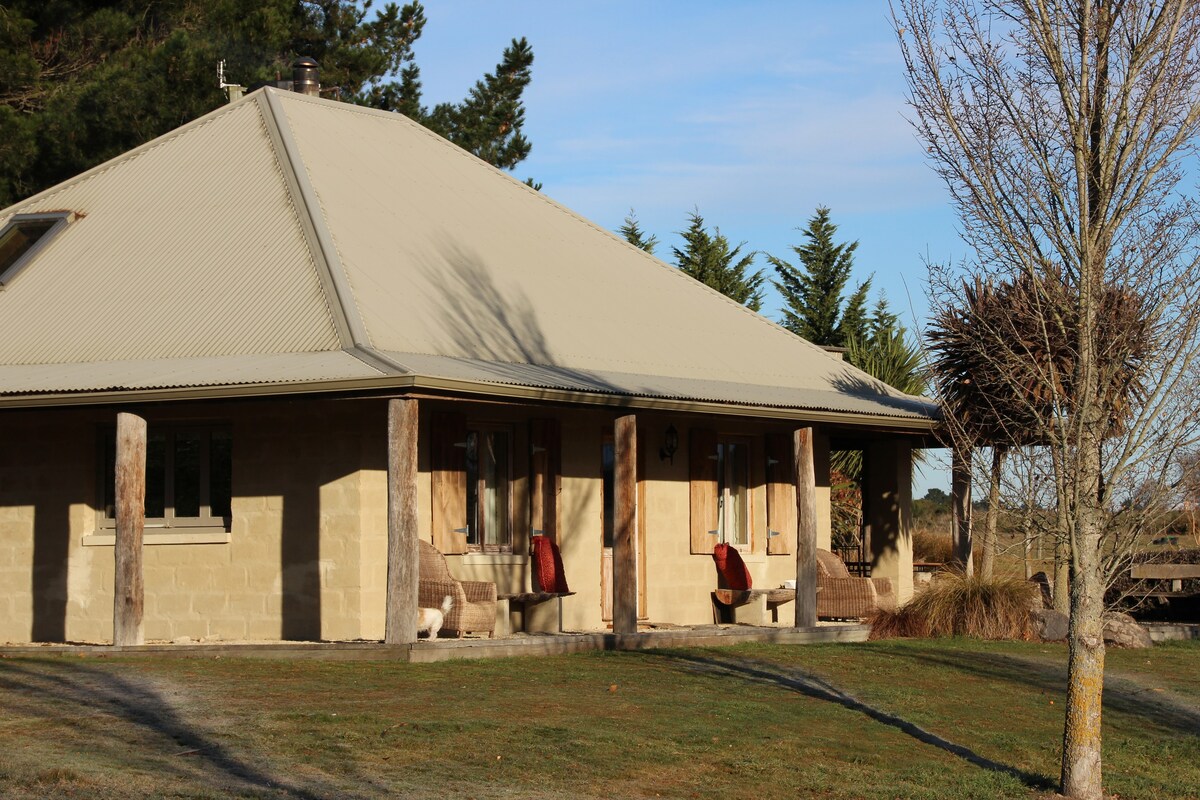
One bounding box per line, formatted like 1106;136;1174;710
418;540;497;638
816;549;896;620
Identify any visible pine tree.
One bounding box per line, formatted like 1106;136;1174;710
671;210;764;312
409;38;534;171
769;207;867;347
618;210;658;255
0;1;534;207
839;278;872;346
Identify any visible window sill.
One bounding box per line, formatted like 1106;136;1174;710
83;529;231;546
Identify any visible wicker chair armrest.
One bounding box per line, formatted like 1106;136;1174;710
460;580;497;603
817;577;878;619
419;579;463;608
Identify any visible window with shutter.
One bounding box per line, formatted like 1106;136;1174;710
529;418;560;543
690;428;755;553
689;428;718;553
765;433;795;555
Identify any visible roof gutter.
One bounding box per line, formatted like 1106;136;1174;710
0;372;938;433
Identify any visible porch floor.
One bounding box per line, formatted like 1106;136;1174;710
0;622;869;663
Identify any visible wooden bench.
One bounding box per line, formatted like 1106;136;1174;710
711;588;797;625
1130;564;1200;594
500;591;576;633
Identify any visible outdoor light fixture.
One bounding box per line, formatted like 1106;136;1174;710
659;424;679;464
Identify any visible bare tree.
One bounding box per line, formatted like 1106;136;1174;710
893;2;1200;798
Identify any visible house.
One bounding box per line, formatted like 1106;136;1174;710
0;81;938;646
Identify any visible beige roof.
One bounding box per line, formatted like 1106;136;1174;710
0;88;936;428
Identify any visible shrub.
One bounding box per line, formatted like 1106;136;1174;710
869;572;1037;641
912;528;953;563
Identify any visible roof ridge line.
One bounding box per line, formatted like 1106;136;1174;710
261;95;884;389
345;345;411;375
1;97;252;219
259;88;370;349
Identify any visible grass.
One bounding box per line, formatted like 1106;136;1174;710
871;572;1039;640
0;639;1197;799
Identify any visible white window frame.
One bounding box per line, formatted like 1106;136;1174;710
0;211;75;288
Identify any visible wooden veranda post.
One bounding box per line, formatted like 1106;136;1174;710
951;446;974;576
794;427;818;628
113;412;146;646
386;398;419;645
612;414;638;634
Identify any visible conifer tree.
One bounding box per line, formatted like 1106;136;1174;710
839;279;872;346
0;1;535;207
400;38;534;170
769;207;869;347
618;210;658;255
672;210;765;312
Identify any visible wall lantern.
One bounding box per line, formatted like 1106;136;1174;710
659;424;680;464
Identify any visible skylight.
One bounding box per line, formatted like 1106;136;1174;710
0;211;76;288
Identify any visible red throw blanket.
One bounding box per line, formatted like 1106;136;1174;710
712;542;752;591
531;535;570;594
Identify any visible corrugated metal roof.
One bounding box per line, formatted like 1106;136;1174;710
0;351;383;394
385;352;934;419
0;87;938;427
279;92;935;421
0;97;341;366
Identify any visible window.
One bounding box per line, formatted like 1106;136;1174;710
716;437;750;546
690;428;754;553
465;426;512;552
101;424;232;530
0;212;75;288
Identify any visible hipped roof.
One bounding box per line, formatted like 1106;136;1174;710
0;88;936;430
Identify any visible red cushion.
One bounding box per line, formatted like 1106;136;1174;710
712;543;752;591
531;535;570;594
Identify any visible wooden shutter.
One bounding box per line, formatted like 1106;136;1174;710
765;433;795;555
529;418;561;543
431;411;468;554
689;427;719;554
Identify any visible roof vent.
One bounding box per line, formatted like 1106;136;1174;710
292;57;320;96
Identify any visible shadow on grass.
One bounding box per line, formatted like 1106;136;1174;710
650;650;1057;793
0;658;361;799
877;644;1200;737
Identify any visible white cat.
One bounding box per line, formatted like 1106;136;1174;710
417;595;453;638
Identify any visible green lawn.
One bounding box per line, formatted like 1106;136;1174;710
0;639;1197;799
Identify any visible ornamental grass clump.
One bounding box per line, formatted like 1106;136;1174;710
870;572;1037;641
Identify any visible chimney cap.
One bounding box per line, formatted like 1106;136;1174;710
291;56;320;96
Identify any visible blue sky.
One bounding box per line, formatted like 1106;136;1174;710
409;1;959;493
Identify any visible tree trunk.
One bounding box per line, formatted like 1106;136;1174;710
1054;525;1071;615
951;445;973;575
1061;508;1106;799
1022;516;1033;580
980;446;1005;580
